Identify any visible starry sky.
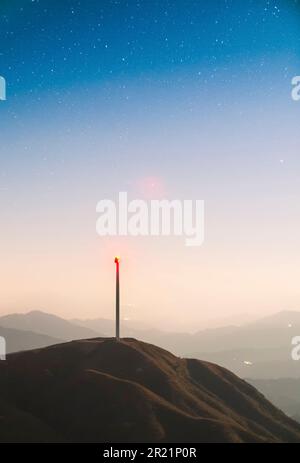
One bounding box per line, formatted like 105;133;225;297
0;0;300;330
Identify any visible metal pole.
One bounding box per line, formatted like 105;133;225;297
115;257;120;341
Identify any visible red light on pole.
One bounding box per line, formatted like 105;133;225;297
115;257;120;341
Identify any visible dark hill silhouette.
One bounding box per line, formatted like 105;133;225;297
0;338;300;443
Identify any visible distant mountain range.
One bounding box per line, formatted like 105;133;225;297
1;309;300;378
248;378;300;424
0;310;100;353
0;338;299;443
0;310;100;341
66;310;300;379
0;325;61;354
188;311;300;379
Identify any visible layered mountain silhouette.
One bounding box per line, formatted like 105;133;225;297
0;311;100;352
2;310;300;378
0;325;61;354
189;311;300;379
58;310;300;379
0;338;300;443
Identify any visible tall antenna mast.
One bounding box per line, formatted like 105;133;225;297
114;256;120;341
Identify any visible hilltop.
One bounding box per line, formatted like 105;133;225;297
0;338;300;442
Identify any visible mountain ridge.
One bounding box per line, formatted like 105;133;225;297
0;337;300;443
0;310;101;341
2;309;300;379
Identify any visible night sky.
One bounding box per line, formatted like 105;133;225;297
0;1;300;329
0;1;299;94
